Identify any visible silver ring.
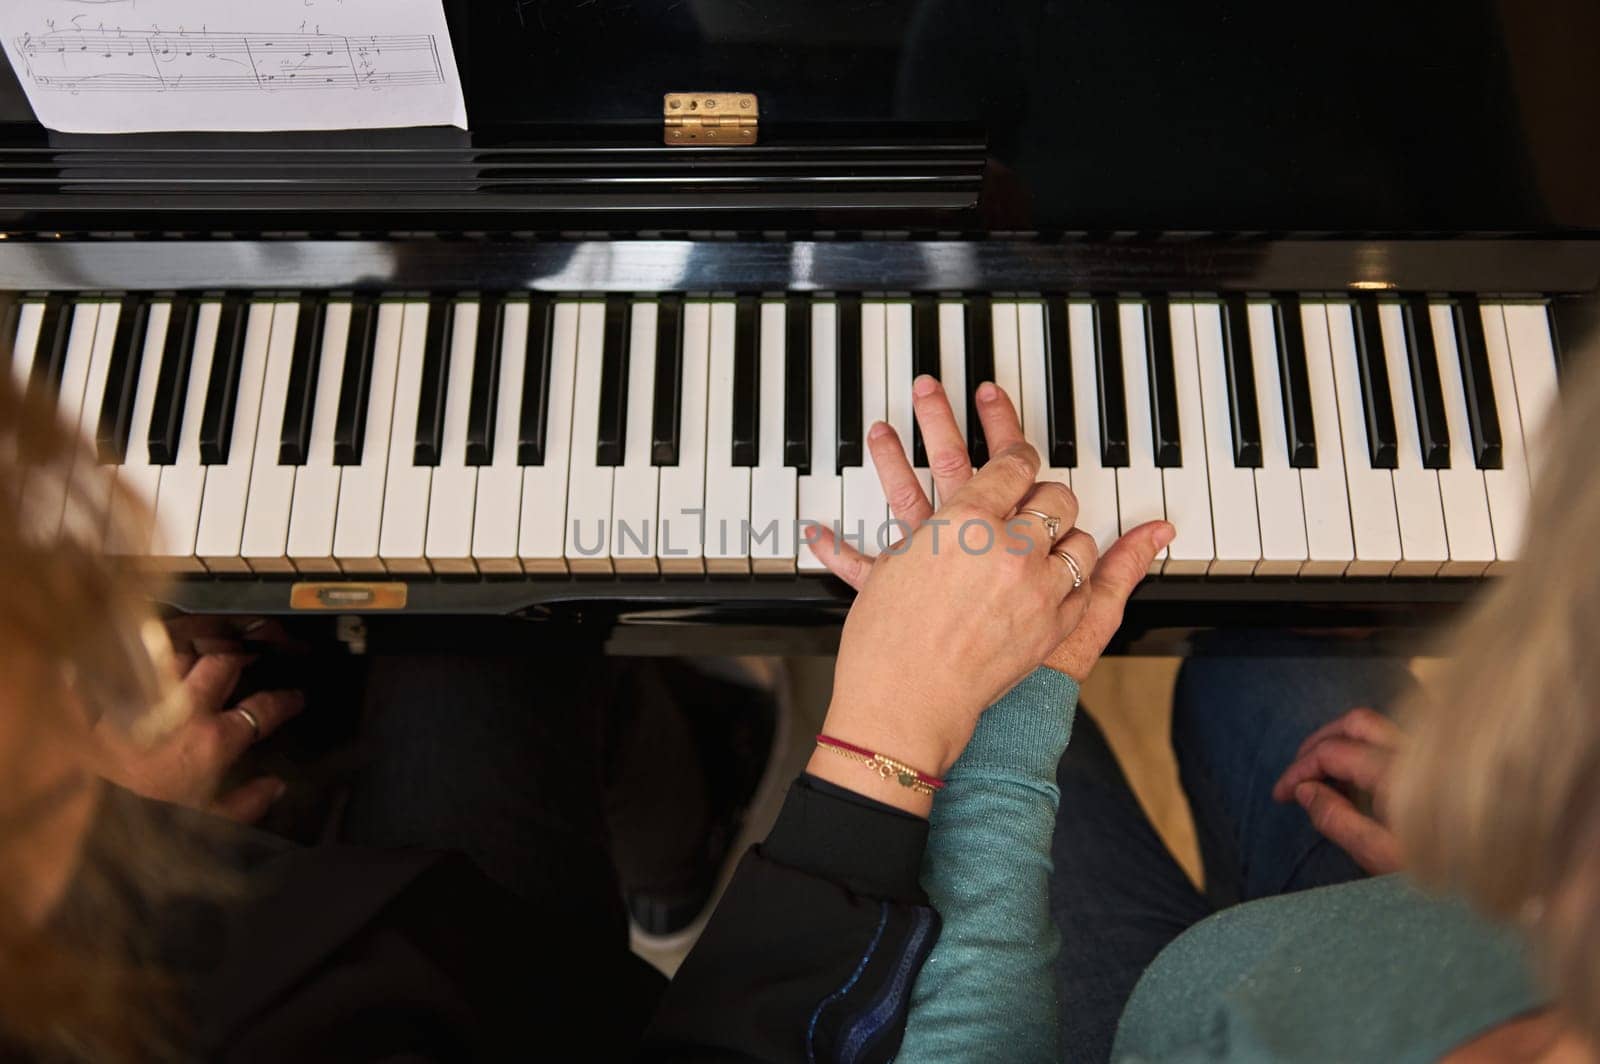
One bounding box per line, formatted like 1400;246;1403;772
231;705;262;743
1017;508;1062;540
1053;549;1085;589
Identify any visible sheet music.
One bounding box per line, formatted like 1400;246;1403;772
1;0;466;133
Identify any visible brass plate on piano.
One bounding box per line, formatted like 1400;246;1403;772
289;582;408;611
663;92;758;146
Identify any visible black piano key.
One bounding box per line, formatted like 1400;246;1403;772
964;294;995;466
332;299;379;466
1220;296;1263;468
730;295;760;467
651;296;684;466
1449;296;1503;470
784;294;811;471
1271;296;1318;468
198;297;248;465
95;296;149;463
911;295;940;467
837;295;864;468
1044;297;1076;467
413;298;454;467
465;295;504;466
1;299;19;371
1144;296;1182;467
1400;296;1451;469
1092;295;1130;468
28;295;72;400
1352;297;1400;470
518;295;556;466
277;298;326;466
1548;294;1599;375
147;296;197;465
595;295;630;467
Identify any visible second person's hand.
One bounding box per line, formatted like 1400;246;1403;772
808;376;1173;684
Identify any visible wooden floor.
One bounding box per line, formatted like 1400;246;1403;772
632;654;1202;974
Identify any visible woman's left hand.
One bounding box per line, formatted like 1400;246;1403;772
808;376;1172;683
91;617;305;824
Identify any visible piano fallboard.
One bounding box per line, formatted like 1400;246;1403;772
0;238;1597;297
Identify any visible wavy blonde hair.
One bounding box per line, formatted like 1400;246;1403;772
0;311;206;1062
1392;320;1600;1046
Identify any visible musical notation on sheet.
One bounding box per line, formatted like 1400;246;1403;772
14;30;447;94
0;0;466;133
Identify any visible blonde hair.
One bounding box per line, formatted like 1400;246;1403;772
0;318;211;1062
1392;318;1600;1046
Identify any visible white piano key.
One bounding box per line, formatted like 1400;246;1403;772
195;302;275;572
60;300;119;547
844;301;889;558
332;301;404;572
990;299;1022;406
751;300;798;573
1297;303;1356;575
105;302;172;556
9;301;44;391
1502;303;1561;479
1067;301;1120;555
1193;303;1261;575
1160;303;1215;574
239;301;303;572
471;300;529;572
150;302;221;570
29;301;100;537
1429;303;1497;576
1478;304;1532;570
72;300;117;450
657;301;710;574
285;301;353;572
518;301;581;573
424;301;482;573
376;301;434;573
1245;302;1307;575
1117;300;1167;569
1325;304;1401;576
1375;302;1447;576
798;300;842;572
885;300;929;501
1019;301;1069;488
611;301;662;574
561;301;613;574
703;300;750;573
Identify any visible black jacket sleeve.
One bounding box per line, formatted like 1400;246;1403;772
639;775;941;1063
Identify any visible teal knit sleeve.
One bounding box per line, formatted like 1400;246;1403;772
897;667;1078;1063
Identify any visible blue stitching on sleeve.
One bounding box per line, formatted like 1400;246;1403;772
839;906;936;1064
807;902;890;1064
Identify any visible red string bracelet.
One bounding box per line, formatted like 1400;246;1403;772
814;734;946;795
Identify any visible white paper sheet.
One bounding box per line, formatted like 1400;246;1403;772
1;0;467;133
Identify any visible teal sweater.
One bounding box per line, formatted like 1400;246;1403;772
899;667;1078;1061
897;668;1546;1063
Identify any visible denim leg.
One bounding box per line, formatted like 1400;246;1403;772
1171;639;1416;905
1052;710;1212;1064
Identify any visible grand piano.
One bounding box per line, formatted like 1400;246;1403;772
3;0;1598;654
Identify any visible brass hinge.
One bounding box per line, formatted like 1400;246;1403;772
663;92;758;146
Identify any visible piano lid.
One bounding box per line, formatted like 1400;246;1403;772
1;0;1599;233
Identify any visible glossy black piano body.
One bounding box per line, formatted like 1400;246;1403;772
2;1;1598;654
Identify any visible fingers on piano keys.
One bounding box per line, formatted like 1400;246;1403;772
9;289;1564;580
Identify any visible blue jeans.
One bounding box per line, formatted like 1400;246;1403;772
1049;637;1416;1062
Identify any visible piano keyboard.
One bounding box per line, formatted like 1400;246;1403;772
6;290;1570;580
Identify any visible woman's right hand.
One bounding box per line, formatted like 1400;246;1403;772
1271;707;1404;875
809;436;1093;811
